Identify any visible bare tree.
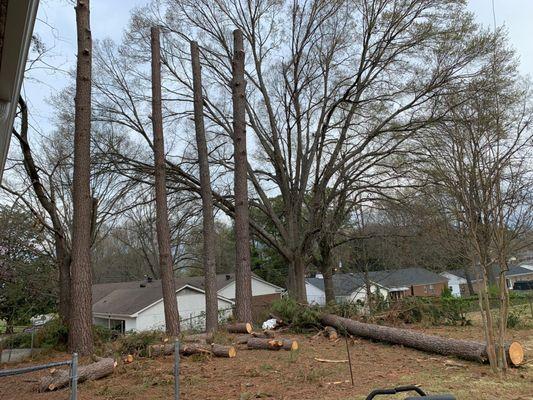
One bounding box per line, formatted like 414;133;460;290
232;29;252;321
69;0;94;355
416;33;533;371
191;40;218;332
151;26;180;336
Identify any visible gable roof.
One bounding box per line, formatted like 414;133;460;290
92;273;283;316
92;284;234;317
306;267;447;296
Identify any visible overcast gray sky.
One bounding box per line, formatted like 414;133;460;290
17;0;533;145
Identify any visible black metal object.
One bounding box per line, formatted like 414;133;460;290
365;385;455;399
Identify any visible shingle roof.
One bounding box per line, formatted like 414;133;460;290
92;273;283;316
306;267;447;295
447;265;533;281
368;268;447;288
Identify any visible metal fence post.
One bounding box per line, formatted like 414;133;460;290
70;353;78;400
174;340;180;400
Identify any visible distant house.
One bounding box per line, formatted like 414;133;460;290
367;268;449;299
446;265;533;296
440;271;467;297
305;274;388;305
92;274;284;332
306;267;449;304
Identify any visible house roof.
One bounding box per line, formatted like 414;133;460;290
92;273;283;316
368;268;447;289
447;265;533;281
92;284;234;317
306;267;447;295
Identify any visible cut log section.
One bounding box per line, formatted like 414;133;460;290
227;322;252;334
234;334;253;345
251;330;275;338
247;337;299;351
321;314;524;366
211;344;237;358
324;326;338;340
182;332;214;344
38;357;116;392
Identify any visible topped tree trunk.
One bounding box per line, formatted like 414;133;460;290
151;26;180;336
68;0;94;356
231;29;252;322
190;40;218;333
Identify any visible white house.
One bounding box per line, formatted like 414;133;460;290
440;271;467;297
306;274;388;306
92;274;284;332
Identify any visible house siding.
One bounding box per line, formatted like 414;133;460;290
306;282;326;305
411;282;447;297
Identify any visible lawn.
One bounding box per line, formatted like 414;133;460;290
0;322;531;400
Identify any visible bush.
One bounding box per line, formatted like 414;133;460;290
270;297;321;332
116;331;164;356
35;319;69;350
507;308;525;329
394;296;470;326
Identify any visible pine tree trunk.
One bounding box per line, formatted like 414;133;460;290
231;29;252;322
57;242;71;324
321;314;523;366
150;26;180;337
190;41;218;333
68;0;94;356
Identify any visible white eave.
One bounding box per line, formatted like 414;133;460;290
0;0;39;181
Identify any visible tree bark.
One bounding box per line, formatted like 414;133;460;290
231;29;252;322
190;40;218;333
148;343;235;358
68;0;94;356
151;26;180;337
321;314;524;366
38;357;115;392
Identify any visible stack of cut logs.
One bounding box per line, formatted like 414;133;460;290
227;322;299;351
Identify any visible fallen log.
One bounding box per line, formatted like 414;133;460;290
251;330;275;338
227;322;252;334
321;314;524;366
38;357;116;392
247;337;299;351
234;334;253;344
183;332;214;344
148;343;234;358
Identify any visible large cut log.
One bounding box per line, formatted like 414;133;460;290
38;357;116;392
247;337;299;351
183;332;214;344
227;322;252;334
321;314;524;366
211;344;237;358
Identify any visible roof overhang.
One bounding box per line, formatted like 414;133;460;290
0;0;39;181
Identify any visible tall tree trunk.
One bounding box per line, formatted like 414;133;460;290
68;0;94;356
57;240;71;323
150;26;180;337
231;29;252;322
464;264;475;296
323;265;335;305
190;41;218;333
363;264;373;313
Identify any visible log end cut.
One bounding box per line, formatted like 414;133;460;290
227;322;253;334
508;342;524;366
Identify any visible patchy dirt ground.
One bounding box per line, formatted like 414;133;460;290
1;324;532;400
